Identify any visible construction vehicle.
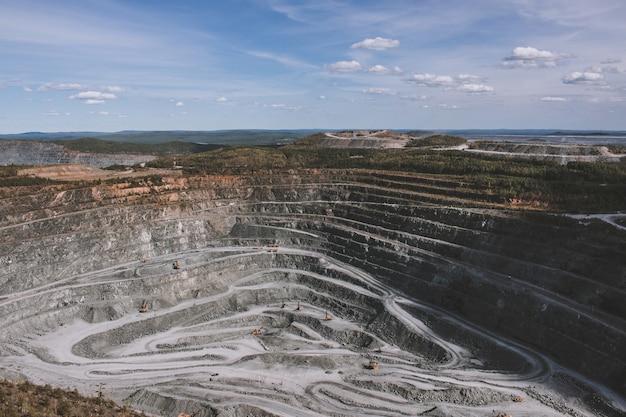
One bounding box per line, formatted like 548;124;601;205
250;327;264;335
173;261;181;269
366;360;379;370
324;310;332;321
139;303;148;313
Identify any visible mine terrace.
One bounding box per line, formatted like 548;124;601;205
0;130;625;417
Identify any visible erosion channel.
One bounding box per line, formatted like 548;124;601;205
0;169;624;417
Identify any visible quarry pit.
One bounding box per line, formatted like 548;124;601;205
0;168;624;417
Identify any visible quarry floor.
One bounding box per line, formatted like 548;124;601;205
1;243;623;417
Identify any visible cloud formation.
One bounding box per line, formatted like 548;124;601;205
541;96;567;102
562;71;604;85
37;83;84;91
69;90;117;104
327;60;362;73
366;65;402;75
407;72;494;94
407;73;455;88
351;37;400;51
43;110;70;116
457;84;494;93
362;87;396;95
502;46;572;68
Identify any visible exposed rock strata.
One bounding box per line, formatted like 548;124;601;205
0;170;624;416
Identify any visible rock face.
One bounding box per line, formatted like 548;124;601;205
0;169;624;417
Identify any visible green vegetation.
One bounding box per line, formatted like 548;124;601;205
56;137;222;156
287;133;328;148
148;146;291;172
0;379;152;417
81;129;308;145
406;134;467;148
0;166;64;187
405;130;437;137
3;132;625;213
146;136;626;212
607;144;626;154
2;129;313;145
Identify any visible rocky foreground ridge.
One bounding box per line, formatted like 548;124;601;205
0;167;624;417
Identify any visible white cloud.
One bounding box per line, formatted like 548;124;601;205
327;60;362;73
585;64;620;74
351;37;400;51
400;94;428;101
175;101;184;107
216;96;228;102
37;82;84;91
91;110;127;117
23;86;33;92
106;86;125;92
318;95;327;100
456;83;494;93
265;103;301;111
457;74;482;83
562;71;605;85
502;46;572;68
366;65;403;75
43;110;70;116
540;96;567;102
69;90;117;103
407;73;455;87
366;64;389;75
362;87;396;95
407;73;493;93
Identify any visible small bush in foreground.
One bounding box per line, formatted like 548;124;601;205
0;379;153;417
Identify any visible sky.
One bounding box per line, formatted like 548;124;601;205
1;0;626;133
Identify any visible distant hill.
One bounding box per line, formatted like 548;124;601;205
441;129;626;137
0;130;318;146
55;138;222;156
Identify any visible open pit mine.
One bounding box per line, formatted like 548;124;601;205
0;167;624;417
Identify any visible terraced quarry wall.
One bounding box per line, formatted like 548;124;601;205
0;169;624;417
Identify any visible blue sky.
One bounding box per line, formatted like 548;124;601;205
1;0;625;133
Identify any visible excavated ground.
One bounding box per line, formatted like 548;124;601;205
0;169;624;417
